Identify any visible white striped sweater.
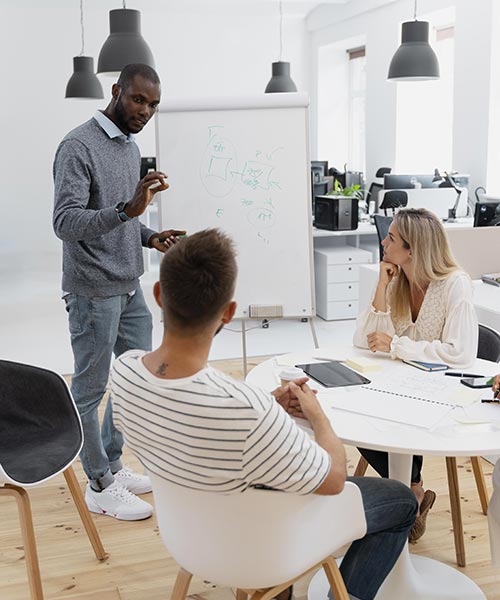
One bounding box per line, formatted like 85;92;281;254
111;349;331;494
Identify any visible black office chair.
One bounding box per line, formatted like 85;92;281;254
375;167;392;178
373;214;393;261
355;323;500;567
0;360;107;600
477;323;500;361
379;190;408;215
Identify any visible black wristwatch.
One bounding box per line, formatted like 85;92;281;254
115;202;132;222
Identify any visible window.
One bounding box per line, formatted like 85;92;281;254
395;24;455;173
347;47;366;174
316;37;366;175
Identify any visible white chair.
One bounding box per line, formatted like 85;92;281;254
0;360;107;600
150;475;367;600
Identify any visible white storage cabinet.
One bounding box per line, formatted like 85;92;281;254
314;246;373;321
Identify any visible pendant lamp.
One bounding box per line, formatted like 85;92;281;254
97;2;155;76
65;0;103;99
388;0;439;81
265;0;297;93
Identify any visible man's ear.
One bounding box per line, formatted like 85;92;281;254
153;281;162;308
111;83;121;100
222;300;237;324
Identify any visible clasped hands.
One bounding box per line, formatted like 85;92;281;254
272;377;319;422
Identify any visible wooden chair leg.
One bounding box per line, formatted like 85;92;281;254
0;484;44;600
323;556;350;600
63;467;107;561
170;568;193;600
470;456;489;515
354;456;369;477
445;457;466;567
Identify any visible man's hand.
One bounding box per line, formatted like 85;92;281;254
272;376;312;419
366;331;393;353
287;381;327;426
492;375;500;395
148;229;187;253
126;171;170;218
378;260;398;287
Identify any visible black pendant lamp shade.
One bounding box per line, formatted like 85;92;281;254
265;61;297;93
388;20;440;81
97;8;155;75
65;56;104;99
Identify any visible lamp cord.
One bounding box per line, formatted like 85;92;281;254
122;0;127;7
279;0;283;62
79;0;85;56
414;0;418;20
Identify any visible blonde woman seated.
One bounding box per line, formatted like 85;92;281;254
353;208;478;541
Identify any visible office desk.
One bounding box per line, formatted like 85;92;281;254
473;280;500;333
247;347;500;599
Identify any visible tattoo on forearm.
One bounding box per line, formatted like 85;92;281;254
156;362;168;375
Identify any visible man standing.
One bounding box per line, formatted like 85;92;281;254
111;229;417;600
53;63;184;520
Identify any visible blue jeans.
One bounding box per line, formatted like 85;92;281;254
64;288;152;490
330;476;418;600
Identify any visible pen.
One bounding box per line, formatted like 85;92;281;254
481;398;500;403
444;372;483;378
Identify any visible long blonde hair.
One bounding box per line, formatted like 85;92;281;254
390;208;459;320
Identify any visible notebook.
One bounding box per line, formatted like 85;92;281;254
402;360;449;372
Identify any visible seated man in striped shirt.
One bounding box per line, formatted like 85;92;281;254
111;228;417;600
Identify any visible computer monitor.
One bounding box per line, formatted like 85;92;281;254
473;201;500;227
384;174;440;190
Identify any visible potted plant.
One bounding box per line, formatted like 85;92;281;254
326;180;364;201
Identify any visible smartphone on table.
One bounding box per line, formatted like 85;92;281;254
460;376;494;389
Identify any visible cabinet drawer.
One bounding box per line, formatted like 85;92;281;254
327;282;359;301
317;300;359;321
315;246;373;266
326;264;360;283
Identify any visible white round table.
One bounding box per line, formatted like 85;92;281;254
246;347;500;599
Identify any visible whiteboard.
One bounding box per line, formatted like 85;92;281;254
155;93;315;319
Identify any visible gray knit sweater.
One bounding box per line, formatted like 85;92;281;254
53;117;155;297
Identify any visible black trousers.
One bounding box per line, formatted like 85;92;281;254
358;448;423;484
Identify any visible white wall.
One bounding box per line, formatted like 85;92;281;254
308;0;497;193
0;1;309;263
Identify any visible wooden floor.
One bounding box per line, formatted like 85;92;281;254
2;357;500;600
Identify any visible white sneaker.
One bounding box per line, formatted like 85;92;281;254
113;467;152;495
85;481;153;521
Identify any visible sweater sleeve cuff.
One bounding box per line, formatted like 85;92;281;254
370;303;391;316
140;224;157;247
390;335;400;360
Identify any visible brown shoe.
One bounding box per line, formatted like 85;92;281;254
409;489;436;544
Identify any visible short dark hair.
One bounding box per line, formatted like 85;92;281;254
117;63;160;90
159;229;237;331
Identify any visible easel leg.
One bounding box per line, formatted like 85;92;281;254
242;318;248;378
309;317;319;349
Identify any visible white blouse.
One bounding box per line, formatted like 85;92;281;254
353;270;478;368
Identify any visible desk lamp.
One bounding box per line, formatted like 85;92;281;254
433;169;462;222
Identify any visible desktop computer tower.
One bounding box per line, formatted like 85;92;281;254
314;195;358;231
